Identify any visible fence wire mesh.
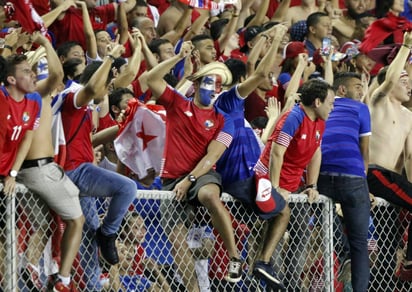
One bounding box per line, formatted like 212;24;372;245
0;183;411;292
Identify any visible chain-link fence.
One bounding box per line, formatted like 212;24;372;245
0;183;411;292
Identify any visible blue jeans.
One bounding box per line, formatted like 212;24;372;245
318;174;370;292
66;163;136;290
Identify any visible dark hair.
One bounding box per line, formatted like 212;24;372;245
113;57;127;72
120;211;143;241
280;58;296;74
191;34;213;49
79;61;114;87
333;72;362;91
306;12;329;32
4;54;28;86
299;78;334;106
224;58;246;86
375;0;394;18
56;41;82;58
108;87;134;118
210;18;229;41
136;0;147;7
148;38;172;55
0;55;7;84
377;66;389;85
63;58;84;83
244;14;255;27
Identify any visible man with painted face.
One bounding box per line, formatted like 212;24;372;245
146;41;242;292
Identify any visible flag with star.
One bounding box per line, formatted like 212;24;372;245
9;0;47;35
114;99;166;179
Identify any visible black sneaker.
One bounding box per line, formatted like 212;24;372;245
96;227;119;265
253;260;285;291
225;257;243;283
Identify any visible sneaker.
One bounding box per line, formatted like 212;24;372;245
21;264;43;291
399;263;412;281
225;257;243;283
96;227;119;265
337;258;351;282
53;280;78;292
253;260;285;290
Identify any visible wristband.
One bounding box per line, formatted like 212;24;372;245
402;44;412;49
232;14;239;17
107;54;116;63
306;184;317;190
3;45;12;51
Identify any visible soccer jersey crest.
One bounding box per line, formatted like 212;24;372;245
204;119;214;129
316;130;320;141
22;112;30;123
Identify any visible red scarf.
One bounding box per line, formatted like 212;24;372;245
360;12;412;53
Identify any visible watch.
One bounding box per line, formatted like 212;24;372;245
188;174;197;183
9;170;18;178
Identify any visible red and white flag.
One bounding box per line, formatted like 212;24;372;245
51;82;83;166
9;0;47;35
114;99;166;179
178;0;220;10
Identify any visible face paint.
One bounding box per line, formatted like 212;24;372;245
199;75;216;106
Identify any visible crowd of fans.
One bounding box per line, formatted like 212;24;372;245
1;0;412;291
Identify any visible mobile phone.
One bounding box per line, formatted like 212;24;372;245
321;37;332;56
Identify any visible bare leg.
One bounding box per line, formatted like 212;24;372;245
59;215;84;277
198;184;239;259
257;205;290;262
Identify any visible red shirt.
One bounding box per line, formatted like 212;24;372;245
97;112;117;133
0;93;9;156
158;86;234;179
60;91;94;171
49;4;115;50
254;105;325;192
0;88;41;176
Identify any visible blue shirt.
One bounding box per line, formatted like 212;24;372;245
321;97;371;177
215;86;262;185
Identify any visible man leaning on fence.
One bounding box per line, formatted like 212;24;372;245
146;41;243;292
0;52;42;290
254;78;335;288
317;71;372;292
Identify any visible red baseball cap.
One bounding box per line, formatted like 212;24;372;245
280;41;307;66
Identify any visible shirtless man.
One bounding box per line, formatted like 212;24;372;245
16;32;85;291
367;31;412;281
285;0;322;27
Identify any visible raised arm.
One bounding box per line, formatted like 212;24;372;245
217;0;242;53
271;0;291;23
42;0;76;26
146;41;193;99
161;5;193;45
371;31;412;105
113;0;137;15
238;24;288;97
76;44;125;107
117;1;129;45
77;0;98;60
113;30;142;88
32;32;64;98
246;0;269;27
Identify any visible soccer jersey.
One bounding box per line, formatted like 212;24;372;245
158;86;234;179
60;91;94;171
321;97;371;177
255;104;325;192
0;87;41;176
49;5;115;50
215;86;262;185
